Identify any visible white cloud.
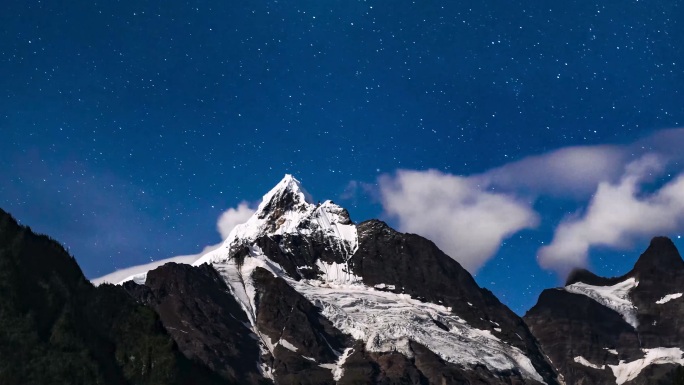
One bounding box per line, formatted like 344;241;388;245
478;145;626;198
477;128;684;200
217;201;255;239
538;154;684;275
379;169;539;273
91;202;255;285
340;180;360;200
375;129;684;276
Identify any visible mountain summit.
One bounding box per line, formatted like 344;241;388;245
632;236;684;276
195;174;357;267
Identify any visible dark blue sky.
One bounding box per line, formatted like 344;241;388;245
2;0;683;313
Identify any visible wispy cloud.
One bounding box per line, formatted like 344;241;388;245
477;145;626;198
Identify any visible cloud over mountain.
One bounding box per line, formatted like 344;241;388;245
539;154;684;275
217;201;255;239
378;128;684;276
378;169;539;273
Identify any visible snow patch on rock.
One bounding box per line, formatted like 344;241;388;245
290;277;544;382
319;347;354;381
278;339;299;352
656;293;683;304
574;356;605;370
316;260;361;284
196;245;284;381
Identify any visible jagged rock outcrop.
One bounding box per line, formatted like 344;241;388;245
525;236;684;385
350;219;557;384
251;267;351;384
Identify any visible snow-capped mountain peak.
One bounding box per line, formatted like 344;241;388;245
256;174;313;219
196;175;357;265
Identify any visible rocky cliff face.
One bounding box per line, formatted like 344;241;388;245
525;237;684;385
350;219;556;383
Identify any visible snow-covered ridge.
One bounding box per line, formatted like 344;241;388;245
565;277;639;328
199;176;544;381
609;348;684;385
656;293;683;304
104;176;357;285
574;348;684;385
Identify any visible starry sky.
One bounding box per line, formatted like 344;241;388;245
2;0;683;314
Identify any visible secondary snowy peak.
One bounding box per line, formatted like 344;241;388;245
196;175;358;265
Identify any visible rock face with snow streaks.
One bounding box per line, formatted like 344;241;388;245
349;219;557;383
210;175;558;384
525;237;684;385
125;175;558;384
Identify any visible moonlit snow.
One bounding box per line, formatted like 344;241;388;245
609;348;684;385
195;174;358;266
574;346;684;384
189;176;546;382
566;280;684;384
565;278;639;328
201;244;545;382
574;355;605;370
656;293;683;304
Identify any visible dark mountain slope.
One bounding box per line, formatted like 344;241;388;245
0;208;224;385
525;236;684;385
350;219;557;384
123;262;267;384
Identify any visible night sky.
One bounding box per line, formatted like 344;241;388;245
2;0;683;313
